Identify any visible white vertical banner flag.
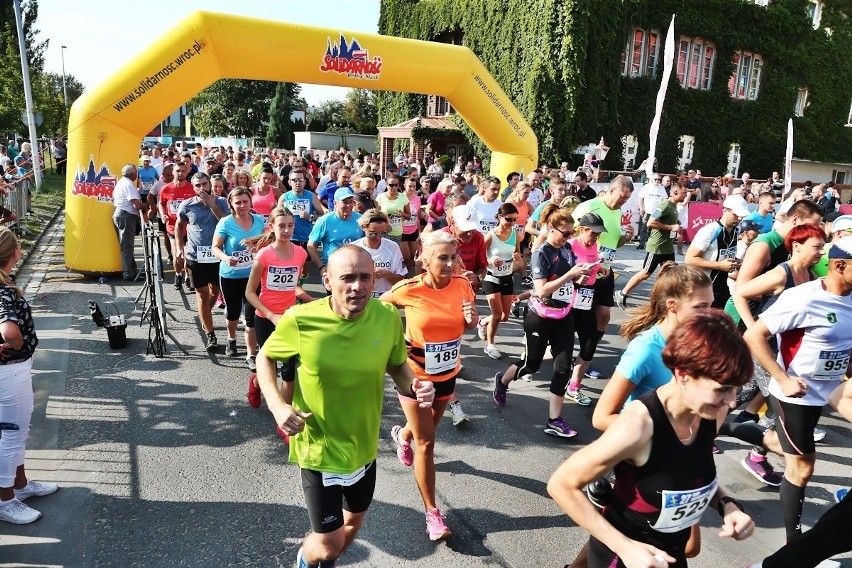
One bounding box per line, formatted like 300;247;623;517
784;118;793;197
646;14;676;180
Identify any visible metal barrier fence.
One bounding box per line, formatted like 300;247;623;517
1;177;31;236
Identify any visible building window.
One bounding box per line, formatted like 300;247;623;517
832;170;848;185
677;135;695;171
727;144;742;179
729;51;763;100
752;0;769;5
676;37;715;90
622;28;660;78
795;88;809;117
846;100;852;126
807;0;823;28
620;134;639;170
427;95;454;117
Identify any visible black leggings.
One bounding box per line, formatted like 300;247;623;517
255;314;296;381
514;308;574;396
572;308;604;361
219;276;256;327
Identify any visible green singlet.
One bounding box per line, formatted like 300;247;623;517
262;298;407;473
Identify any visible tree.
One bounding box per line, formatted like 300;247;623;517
189;79;278;138
35;71;85;136
266;82;301;149
307;99;346;132
342;88;378;134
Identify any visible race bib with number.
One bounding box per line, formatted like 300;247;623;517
321;463;370;487
719;247;737;261
195;246;217;263
479;221;497;233
141;182;153;193
490;259;513;276
424;337;461;375
651;478;718;534
389;215;403;232
813;350;850;381
403;215;418;228
233;249;254;270
573;287;594;311
290;199;310;214
513;224;524;234
599;246;616;263
552;280;575;303
168;199;184;215
266;266;298;291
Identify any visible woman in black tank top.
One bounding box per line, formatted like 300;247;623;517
548;311;756;568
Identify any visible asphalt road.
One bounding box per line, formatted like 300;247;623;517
2;215;850;567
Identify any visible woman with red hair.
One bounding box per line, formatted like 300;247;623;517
548;310;755;568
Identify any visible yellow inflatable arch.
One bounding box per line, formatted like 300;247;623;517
65;11;537;272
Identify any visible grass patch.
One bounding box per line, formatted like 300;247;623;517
14;171;66;252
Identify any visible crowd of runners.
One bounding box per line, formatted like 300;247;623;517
4;140;851;568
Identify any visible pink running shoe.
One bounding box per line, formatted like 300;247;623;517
391;425;413;467
425;507;451;541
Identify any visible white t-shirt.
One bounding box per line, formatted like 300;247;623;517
354;238;407;297
527;188;545;210
639;183;667;215
690;222;738;277
470;198;503;234
761;279;852;406
112;177;141;214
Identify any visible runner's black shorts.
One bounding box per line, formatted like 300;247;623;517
593;269;615;307
641;252;676;275
482;273;514;296
768;395;823;455
398;376;457;401
185;259;220;288
401;231;419;242
301;461;376;533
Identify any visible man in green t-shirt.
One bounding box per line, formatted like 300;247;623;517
257;245;435;568
618;183;686;302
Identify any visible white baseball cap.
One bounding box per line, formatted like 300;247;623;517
723;195;750;217
451;205;479;232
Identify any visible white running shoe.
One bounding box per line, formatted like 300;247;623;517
484;343;502;359
448;401;468;426
477;318;487;341
814;427;827;442
0;498;41;524
14;480;59;501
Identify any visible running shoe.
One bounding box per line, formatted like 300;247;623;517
0;498;41;524
520;373;533;382
511;301;521;318
614;289;628;310
216;293;226;309
205;331;218;352
477;318;487;341
173;273;183;290
493;372;507;407
544;417;577;438
226;339;238;357
814;427;827;442
584;368;602;380
296;547;335;568
448;401;468;426
565;385;591;406
246;354;257;372
186;279;195;293
425;507;451;541
758;414;776;430
13;480;58;502
391;425;413;467
733;411;759;424
741;452;782;486
521;275;533;288
835;487;849;503
484;343;502;360
247;374;261;409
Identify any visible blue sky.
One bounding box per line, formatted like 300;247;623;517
37;0;381;105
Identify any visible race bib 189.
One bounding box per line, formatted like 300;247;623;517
424;337;461;375
652;478;717;534
266;266;298;291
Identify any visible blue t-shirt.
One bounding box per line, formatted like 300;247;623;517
615;325;672;404
744;210;774;234
530;199;551;225
318;182;351;208
214;214;266;279
137;166;159;197
308;212;364;263
282;189;317;242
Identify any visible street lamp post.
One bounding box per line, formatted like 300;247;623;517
61;45;68;110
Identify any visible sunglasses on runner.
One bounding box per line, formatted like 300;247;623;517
502;216;518;223
368;231;388;238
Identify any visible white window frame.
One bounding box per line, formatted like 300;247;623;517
620;134;639;170
832;170;848;185
808;0;823;29
795;88;809;117
677;135;696;172
622;28;660;78
730;51;763;100
676;37;715;90
727;144;742;179
846;100;852;126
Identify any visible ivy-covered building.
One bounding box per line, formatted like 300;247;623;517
377;0;852;180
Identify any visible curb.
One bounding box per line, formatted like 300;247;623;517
13;206;64;279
